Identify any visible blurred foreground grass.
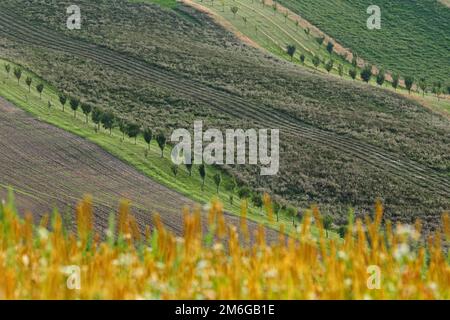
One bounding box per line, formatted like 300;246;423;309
0;193;448;299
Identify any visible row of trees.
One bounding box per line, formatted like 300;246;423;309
207;2;449;98
56;93;232;194
282;48;449;97
5;62;340;236
355;65;447;98
3;64;246;198
5;64;45;98
57;91;324;230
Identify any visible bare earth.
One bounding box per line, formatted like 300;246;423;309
439;0;450;8
0;98;278;241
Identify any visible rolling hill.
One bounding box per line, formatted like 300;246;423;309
277;0;450;84
185;0;450;117
0;0;449;233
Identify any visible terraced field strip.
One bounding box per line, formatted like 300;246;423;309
0;8;449;198
0;98;283;242
276;0;450;84
187;0;450;111
189;0;347;72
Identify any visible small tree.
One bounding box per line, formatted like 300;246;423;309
283;11;288;23
312;55;321;69
198;164;206;191
143;127;153;151
418;77;427;97
338;225;346;238
185;162;193;177
118;118;128;141
80;103;92;124
101;111;115;134
272;3;277;15
376;70;385;86
251;193;263;211
36;83;44;99
25;77;32;92
349;68;357;80
238;186;251;200
326;42;334;55
127;122;140;144
434;81;442;91
405;76;414;94
91;107;103;131
287;206;297;227
360;65;372;83
273;201;281;222
69;97;80;118
316;36;325;46
13;67;22;85
323;215;333;238
392;73;400;91
226;179;237;204
299;53;305;64
226;178;237;193
432;86;442;101
231;6;238;18
286;44;296;61
433;81;442;100
213;173;222;194
171;164;179;179
325;60;334;73
338;64;344;77
4;64;10;78
59;94;67;112
156;132;166;157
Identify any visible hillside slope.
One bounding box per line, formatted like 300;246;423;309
0;97;280;241
0;0;449;231
185;0;450;117
277;0;450;83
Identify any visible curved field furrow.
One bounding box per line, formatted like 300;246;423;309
0;9;449;198
0;98;279;242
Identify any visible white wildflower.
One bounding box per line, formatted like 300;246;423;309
22;254;30;267
38;227;49;241
394;243;410;260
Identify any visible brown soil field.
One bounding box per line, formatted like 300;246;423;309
0;98;278;241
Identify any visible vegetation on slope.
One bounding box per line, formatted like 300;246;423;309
277;0;450;84
187;0;450;115
1;58;321;235
189;0;353;76
0;0;449;233
0;194;448;299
